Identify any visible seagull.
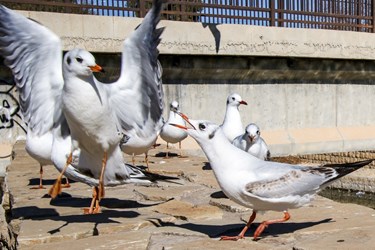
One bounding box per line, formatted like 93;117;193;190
232;123;271;161
25;129;70;189
220;93;247;142
160;100;188;158
0;0;170;214
119;58;164;168
171;114;373;240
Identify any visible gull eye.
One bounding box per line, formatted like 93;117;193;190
231;97;235;101
257;130;260;135
198;123;206;130
76;57;83;63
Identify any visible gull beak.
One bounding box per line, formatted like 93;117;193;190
170;123;187;130
175;112;196;130
248;135;255;142
240;100;248;105
89;64;105;73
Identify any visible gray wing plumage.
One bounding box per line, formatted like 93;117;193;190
244;159;372;199
0;5;64;135
245;166;335;198
107;0;164;138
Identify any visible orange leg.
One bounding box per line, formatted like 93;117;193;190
48;153;72;198
165;150;169;159
178;141;187;158
98;151;107;200
30;165;46;189
253;211;291;240
83;187;101;214
62;177;71;188
132;153;136;166
220;211;257;241
145;153;149;170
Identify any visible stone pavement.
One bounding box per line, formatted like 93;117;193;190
5;141;375;249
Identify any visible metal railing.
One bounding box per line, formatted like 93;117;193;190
0;0;374;32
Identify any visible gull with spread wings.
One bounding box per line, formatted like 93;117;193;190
0;0;170;214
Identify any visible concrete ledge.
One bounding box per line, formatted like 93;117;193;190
166;125;375;157
264;126;375;156
15;10;375;60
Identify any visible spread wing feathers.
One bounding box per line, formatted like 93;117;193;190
107;0;164;138
245;159;372;199
0;5;64;135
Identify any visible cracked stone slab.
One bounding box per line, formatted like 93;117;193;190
209;197;251;213
133;184;201;202
149;199;223;221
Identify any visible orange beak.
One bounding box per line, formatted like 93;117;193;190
170;123;187;130
89;64;105;73
173;112;196;130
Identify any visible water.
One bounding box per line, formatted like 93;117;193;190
319;187;375;209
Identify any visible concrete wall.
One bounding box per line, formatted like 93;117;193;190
1;10;375;157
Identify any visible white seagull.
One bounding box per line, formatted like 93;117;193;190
0;0;170;214
160;100;188;158
232;123;271;161
220;93;247;142
172;114;373;240
119;58;164;168
25;129;70;189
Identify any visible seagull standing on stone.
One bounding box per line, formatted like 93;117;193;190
171;114;373;240
0;0;169;214
160;100;188;158
220;93;247;142
232;123;271;161
25;130;70;189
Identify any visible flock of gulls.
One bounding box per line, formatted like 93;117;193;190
0;0;373;240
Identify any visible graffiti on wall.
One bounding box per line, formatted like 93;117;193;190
0;79;27;143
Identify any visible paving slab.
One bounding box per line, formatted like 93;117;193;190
4;141;375;249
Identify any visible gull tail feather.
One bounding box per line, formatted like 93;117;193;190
323;159;373;184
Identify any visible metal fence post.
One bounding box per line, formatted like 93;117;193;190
270;0;275;26
139;0;146;17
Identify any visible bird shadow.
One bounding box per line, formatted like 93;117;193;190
11;205;140;236
202;162;212;170
154;152;179;158
210;190;228;199
48;196;158;210
28;178;75;187
148;217;333;239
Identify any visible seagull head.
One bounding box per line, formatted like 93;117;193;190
63;48;104;77
170;112;221;143
170;100;180;113
245;123;260;143
226;93;247;107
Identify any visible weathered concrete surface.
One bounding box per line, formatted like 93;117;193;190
4;141;375;249
14;10;375;60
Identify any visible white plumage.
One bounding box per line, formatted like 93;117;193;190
173;115;373;240
232;123;270;161
160;100;188;157
220;93;247;142
0;0;166;213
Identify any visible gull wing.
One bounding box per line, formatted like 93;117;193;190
105;0;164;138
244;164;337;199
0;5;64;135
